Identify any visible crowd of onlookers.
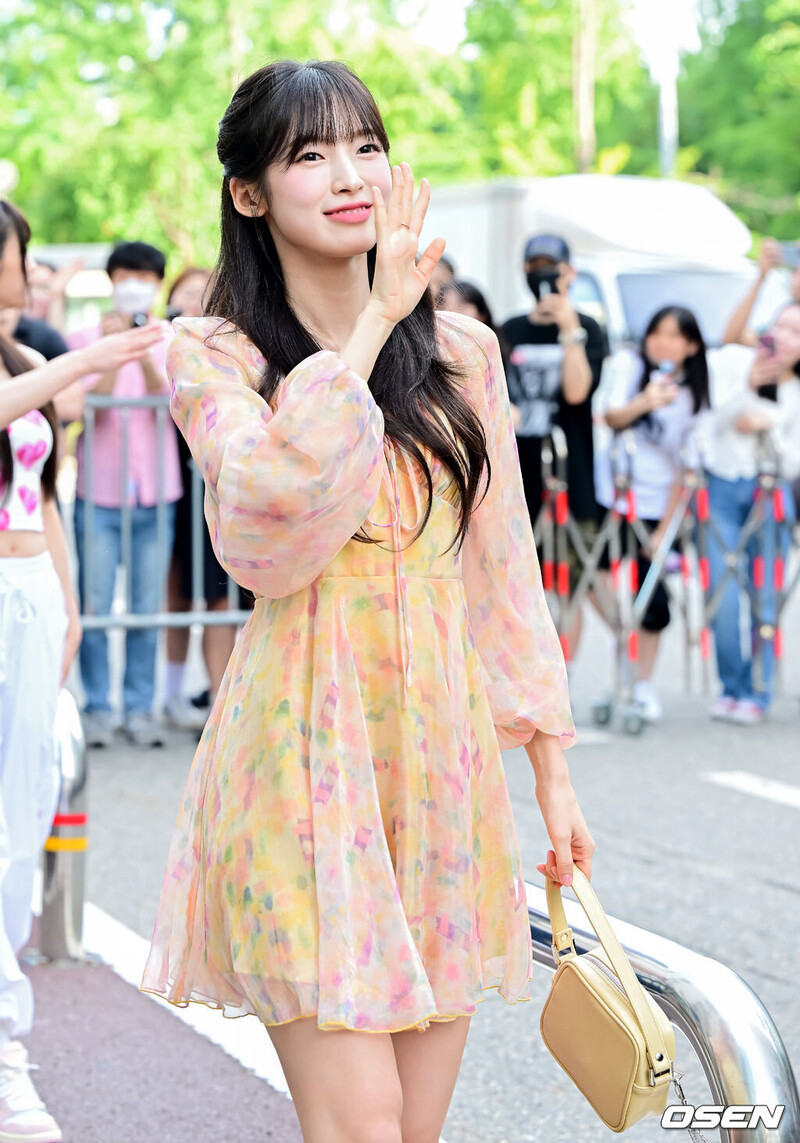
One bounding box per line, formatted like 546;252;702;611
2;223;800;746
431;235;800;726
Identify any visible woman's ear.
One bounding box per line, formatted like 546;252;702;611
229;177;267;219
686;341;701;358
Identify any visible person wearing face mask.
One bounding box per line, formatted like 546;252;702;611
64;241;182;749
500;235;608;659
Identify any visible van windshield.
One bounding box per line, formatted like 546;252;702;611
617;271;790;346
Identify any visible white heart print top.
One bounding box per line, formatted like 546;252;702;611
0;410;53;533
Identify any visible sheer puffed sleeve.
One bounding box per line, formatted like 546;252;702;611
442;313;575;750
167;317;385;598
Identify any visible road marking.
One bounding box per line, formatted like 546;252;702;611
701;771;800;810
83;903;449;1142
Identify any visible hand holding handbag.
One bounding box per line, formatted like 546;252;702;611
540;867;676;1133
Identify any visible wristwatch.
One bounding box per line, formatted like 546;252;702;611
558;326;589;346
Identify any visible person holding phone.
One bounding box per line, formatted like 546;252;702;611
500;235;608;660
723;236;800;348
705;302;800;724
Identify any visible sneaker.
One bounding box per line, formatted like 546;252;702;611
81;709;116;749
123;711;166;748
710;696;739;722
163;694;207;732
633;679;663;723
0;1041;62;1142
190;688;212;710
731;699;764;726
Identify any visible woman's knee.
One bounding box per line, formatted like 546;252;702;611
325;1102;403;1143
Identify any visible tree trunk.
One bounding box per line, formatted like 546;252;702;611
573;0;597;172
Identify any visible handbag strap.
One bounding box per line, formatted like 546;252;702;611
545;868;672;1081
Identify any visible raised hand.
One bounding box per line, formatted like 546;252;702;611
368;162;445;328
82;322;166;374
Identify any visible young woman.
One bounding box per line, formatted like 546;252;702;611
162;267;243;733
705;302;800;725
141;61;593;1143
0;200;162;1142
594;306;710;722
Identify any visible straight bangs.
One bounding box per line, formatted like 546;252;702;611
271;63;390;169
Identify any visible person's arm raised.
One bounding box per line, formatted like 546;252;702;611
339;162;445;381
0;324;165;429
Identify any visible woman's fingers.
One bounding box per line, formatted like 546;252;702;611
400;161;414;224
371;184;388;244
410;176;431;234
416;237;446;284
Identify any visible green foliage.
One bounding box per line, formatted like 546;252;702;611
679;0;800;237
4;0;797;272
0;0;655;271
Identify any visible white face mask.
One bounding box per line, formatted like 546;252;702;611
112;278;159;315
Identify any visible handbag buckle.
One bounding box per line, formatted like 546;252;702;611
648;1051;672;1088
551;927;576;966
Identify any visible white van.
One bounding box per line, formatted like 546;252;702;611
420;174;790;347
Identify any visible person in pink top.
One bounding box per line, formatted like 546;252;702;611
66;242;182;748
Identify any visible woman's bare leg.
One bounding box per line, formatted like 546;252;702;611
165;556;190;664
391;1016;471;1143
201;597;236;698
267;1017;404;1143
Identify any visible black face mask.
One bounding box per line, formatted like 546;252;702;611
526;269;560;301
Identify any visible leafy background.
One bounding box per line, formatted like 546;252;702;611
1;0;798;272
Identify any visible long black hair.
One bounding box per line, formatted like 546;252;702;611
0;200;58;505
207;59;489;554
638;306;710;415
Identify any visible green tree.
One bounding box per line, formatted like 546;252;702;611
679;0;800;237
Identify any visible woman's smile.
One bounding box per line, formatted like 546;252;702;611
324;202;373;223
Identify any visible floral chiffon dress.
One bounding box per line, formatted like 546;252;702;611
141;310;575;1033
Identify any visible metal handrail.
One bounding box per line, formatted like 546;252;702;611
527;882;799;1142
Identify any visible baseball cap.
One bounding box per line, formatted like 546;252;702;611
523;234;571;264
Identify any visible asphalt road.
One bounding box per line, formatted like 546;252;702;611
23;588;800;1143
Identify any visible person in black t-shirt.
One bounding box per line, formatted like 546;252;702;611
501;234;608;659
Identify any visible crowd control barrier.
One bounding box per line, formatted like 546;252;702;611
535;425;800;735
79;393;251;632
39;689;88;962
527;881;800;1143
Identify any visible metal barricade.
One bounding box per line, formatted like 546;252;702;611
39;689;88;962
79;392;251;631
527;882;800;1142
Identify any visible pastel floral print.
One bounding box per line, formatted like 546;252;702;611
142;311;575;1033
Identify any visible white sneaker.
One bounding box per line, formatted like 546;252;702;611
163;693;208;732
81;709;117;749
710;696;739;722
731;700;764;726
633;680;663;723
123;711;166;748
0;1041;62;1142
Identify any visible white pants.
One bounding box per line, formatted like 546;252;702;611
0;553;67;1040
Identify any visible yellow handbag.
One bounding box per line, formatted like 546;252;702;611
540;867;676;1133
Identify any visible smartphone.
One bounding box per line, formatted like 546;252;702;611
779;242;800;269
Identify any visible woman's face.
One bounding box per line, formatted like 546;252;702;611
169;271;210;318
771;304;800;373
260;134;392;262
0;229;26;309
645;315;698;368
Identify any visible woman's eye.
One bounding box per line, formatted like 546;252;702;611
299;151;323;162
358;143;381;154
